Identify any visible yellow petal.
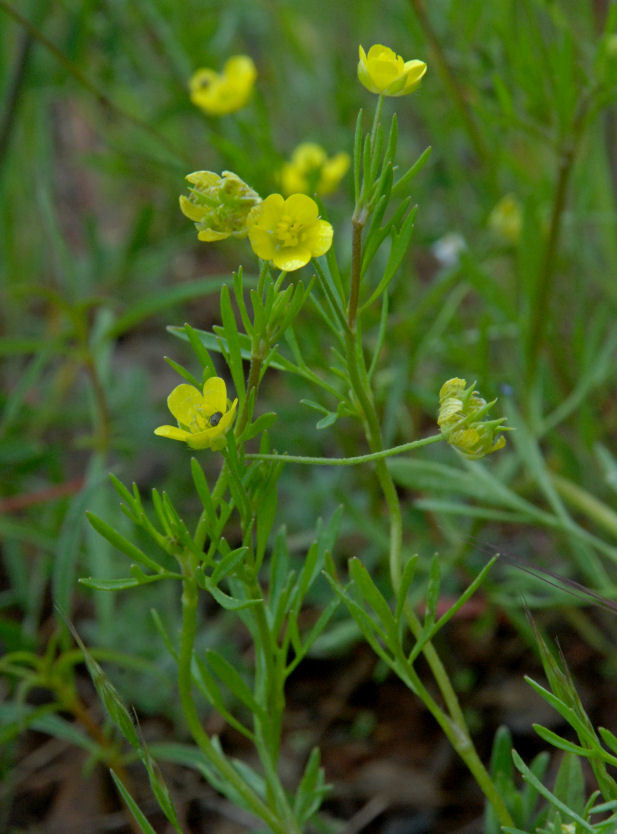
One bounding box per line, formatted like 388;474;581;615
214;400;237;434
198;228;230;241
223;55;257;85
189;69;218;95
202;376;227;414
292;143;326;168
304;219;333;257
284;193;318;225
281;163;306;196
370;58;404;91
319;153;350;194
167;384;203;426
272;245;312;272
154;425;191;442
186;429;217;450
185;170;220;188
247;227;276;260
366;44;394;62
179;195;206;223
254;194;285;228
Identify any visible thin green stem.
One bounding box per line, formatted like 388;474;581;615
312;259;349;332
178;571;289;834
348;217;365;330
246;578;299;828
408;0;490;165
0;1;187;164
525;100;589;385
246;433;443;466
342;325;513;826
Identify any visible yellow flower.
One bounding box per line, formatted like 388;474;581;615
154;377;237;451
437;378;508;460
488;194;522;244
179;170;261;242
281;143;350;196
189;55;256;116
358;44;426;96
246;193;333;271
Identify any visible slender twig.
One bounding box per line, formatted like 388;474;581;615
408;0;490;165
525;97;590;385
0;0;188;164
247;433;443;466
0;9;39;169
348;217;365;329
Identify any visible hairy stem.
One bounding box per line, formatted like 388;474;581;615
178;570;290;833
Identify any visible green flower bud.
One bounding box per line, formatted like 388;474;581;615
438;378;509;459
179;170;261;242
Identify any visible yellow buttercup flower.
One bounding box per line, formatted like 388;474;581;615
247;193;333;272
179;170;261;242
189;55;256;116
488;194;522;244
358;44;426;97
437;378;508;460
281;143;350;197
154;377;237;451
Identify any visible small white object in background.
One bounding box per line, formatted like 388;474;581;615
431;231;466;268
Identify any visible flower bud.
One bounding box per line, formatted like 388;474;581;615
179;170;261;242
438;378;509;459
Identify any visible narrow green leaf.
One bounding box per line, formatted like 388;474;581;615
237;411;277;444
218;284;245;400
206;649;261;714
349;558;396;637
210;547;248;585
392;145;432;197
532;725;593;757
85;512;163;574
110;770;158;834
511;750;594;832
184;322;216;377
395;555;418;624
423;555;441;631
163;356;201;388
79;574;172;591
204;580;262;611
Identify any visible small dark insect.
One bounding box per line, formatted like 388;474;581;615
209;411;223;427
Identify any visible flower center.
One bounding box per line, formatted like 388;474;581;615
189;405;210;433
275;214;303;247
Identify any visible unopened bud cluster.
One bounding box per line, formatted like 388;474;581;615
179;171;261;242
437;378;509;460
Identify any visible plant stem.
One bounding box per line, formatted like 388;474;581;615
246;577;299;828
0;0;187;164
524;100;588;386
178;569;290;834
408;0;490;165
342;284;513;826
348;217;365;330
246;433;443;465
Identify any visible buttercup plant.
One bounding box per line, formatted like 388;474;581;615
76;42;523;833
1;0;616;828
26;25;608;832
